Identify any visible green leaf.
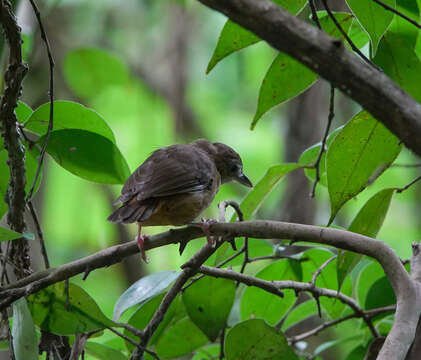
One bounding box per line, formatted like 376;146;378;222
39;129;130;184
251;52;317;129
28;281;116;335
85;342;127;360
0;226;22;242
388;0;419;47
206;21;259;74
155;317;208;359
12;298;38;360
215;163;300;266
0;146;42;219
63;48;130;99
24;100;116;143
298;144;327;187
337;188;395;291
302;248;351;318
0;101;32;153
357;261;386;307
314;334;363;357
365;276;395;310
298;126;344;187
192;345;220;360
233;163;301;221
16;101;33;123
326;110;401;223
114;271;180;320
206;0;306;73
346;345;369;360
345;0;395;55
183;276;235;341
281;299;317;331
240;260;299;325
348;19;370;49
124;294;183;351
317;11;355;42
374;32;421;104
225;319;299;360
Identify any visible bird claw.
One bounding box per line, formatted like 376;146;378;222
136;234;150;263
200;218;218;247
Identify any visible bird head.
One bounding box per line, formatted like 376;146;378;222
194;139;253;188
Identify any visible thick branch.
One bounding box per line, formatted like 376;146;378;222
0;221;408;304
0;0;30;279
196;0;421;157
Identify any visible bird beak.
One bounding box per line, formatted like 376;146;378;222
236;173;253;188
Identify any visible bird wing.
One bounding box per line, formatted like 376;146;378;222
117;145;216;204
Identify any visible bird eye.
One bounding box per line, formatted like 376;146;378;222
231;165;238;172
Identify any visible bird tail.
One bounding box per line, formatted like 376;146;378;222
107;200;158;224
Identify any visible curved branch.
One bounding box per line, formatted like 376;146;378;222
0;220;408;303
196;0;421;157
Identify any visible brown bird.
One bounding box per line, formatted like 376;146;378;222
107;139;252;262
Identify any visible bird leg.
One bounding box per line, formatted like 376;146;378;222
200;218;218;247
136;224;149;263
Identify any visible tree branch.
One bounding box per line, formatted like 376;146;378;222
0;0;30;279
196;0;421;158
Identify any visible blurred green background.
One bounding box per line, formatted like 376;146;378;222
5;0;420;358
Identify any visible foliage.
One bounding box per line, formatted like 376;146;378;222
2;0;421;359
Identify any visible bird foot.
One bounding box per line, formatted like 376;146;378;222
136;234;150;263
200;218;218;247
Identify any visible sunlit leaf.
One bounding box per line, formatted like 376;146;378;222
0;226;22;242
251;52;317;129
114;271;180;320
183;276;235;341
317;11;354;42
225;319;298;360
192;345;220;360
302;248;352;318
337;188;395;291
63;48;130;99
388;0;419;47
314;334;363;357
12;298;38;360
24;100;116;143
16;101;32;123
281;299;317;331
85;342;126;360
241;260;299;325
206;0;306;73
345;0;395;55
347;19;370;49
298;126;344;187
233;163;301;221
374;32;421;104
39;129;131;184
326;110;401;223
28;282;116;335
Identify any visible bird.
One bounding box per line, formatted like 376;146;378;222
107;139;253;262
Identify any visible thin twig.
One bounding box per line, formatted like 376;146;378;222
198;265;381;338
310;255;337;287
27;201;50;268
311;85;335;197
219;327;225;360
26;0;55;202
372;0;421;30
397;175;421;193
320;0;380;70
392;163;421;168
308;0;321;29
105;326;161;360
289;304;395;343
